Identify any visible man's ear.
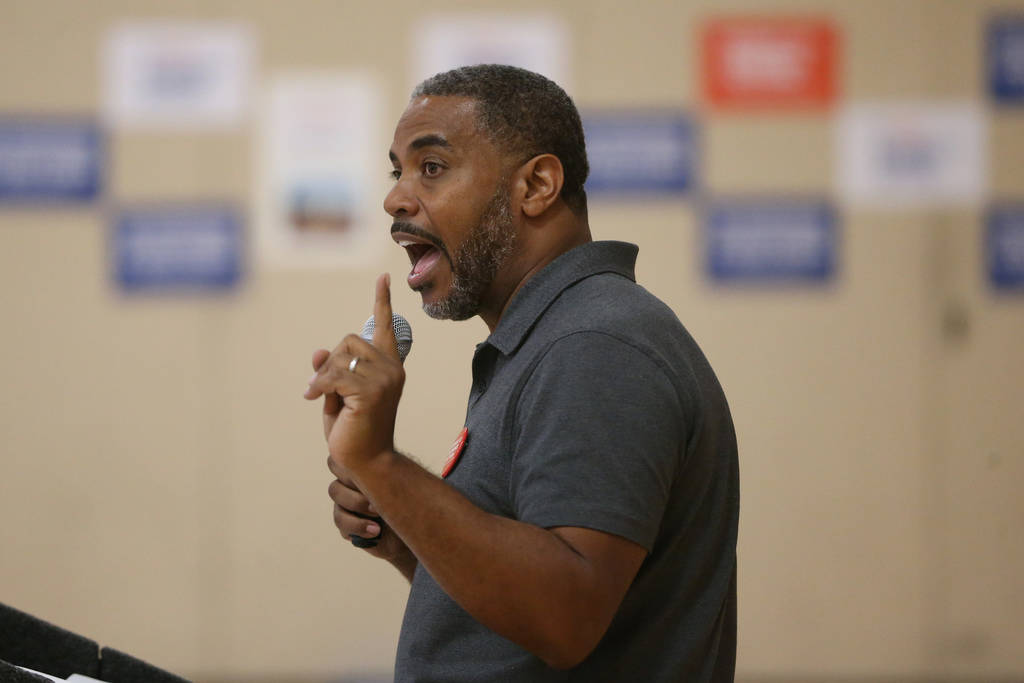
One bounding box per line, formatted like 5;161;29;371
515;154;564;218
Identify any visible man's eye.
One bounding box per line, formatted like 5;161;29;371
423;161;442;177
389;169;401;181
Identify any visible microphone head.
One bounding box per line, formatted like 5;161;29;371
360;313;413;362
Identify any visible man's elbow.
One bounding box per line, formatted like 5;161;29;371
539;647;591;671
534;619;606;670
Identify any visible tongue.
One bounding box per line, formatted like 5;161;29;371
413;247;442;275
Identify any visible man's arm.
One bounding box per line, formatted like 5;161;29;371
324;426;644;666
351;448;646;670
305;274;647;669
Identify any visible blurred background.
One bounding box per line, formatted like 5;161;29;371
1;0;1022;681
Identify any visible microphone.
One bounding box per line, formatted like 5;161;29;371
360;312;413;362
348;311;413;549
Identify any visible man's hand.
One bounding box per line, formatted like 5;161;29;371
304;274;405;471
304;274;418;580
325;455;416;575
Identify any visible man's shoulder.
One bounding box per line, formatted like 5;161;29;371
539;271;690;354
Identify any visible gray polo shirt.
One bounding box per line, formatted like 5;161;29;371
395;241;739;682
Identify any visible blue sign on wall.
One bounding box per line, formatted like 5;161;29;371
0;118;103;202
988;16;1024;103
113;206;243;292
583;112;697;194
987;206;1024;290
705;199;837;283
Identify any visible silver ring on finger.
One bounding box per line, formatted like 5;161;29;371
348;356;360;373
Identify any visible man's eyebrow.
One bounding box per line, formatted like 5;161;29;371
389;134;453;165
410;134;452;151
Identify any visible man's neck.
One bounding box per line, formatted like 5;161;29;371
478;222;592;332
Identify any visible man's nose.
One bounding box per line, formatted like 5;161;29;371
383;178;417;218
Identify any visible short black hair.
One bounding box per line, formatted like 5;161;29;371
413;64;589;215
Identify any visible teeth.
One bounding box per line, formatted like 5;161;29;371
398;240;415;247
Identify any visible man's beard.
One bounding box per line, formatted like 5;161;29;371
422;184;516;321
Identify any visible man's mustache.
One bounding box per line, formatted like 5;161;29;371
391;221;450;261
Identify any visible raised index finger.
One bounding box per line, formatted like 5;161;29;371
372;272;398;358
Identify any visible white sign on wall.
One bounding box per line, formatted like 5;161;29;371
837;103;986;208
411;13;570;89
255;73;383;269
104;21;254;129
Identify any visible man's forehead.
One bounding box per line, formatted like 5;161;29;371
390;95;482;155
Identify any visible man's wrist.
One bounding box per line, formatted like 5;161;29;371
390;544;419;582
347;447;400;490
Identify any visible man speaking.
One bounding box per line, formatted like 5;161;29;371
305;65;739;682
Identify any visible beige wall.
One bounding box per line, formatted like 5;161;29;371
1;1;1022;681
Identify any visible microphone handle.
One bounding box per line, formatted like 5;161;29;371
349;510;383;548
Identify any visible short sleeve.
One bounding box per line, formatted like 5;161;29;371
510;331;686;551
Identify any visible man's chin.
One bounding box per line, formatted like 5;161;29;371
413;285;451;319
414;273;483;321
421;292;479;321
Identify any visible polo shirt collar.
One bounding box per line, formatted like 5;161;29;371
485;240;639;356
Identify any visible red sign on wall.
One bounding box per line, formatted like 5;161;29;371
701;18;838;109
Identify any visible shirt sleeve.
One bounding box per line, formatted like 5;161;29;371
509;331;687;551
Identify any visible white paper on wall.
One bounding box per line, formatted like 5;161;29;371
837;103;987;208
255;72;384;269
411;13;570;90
103;21;254;129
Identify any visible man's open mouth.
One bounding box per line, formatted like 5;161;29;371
398;240;443;276
392;227;448;288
